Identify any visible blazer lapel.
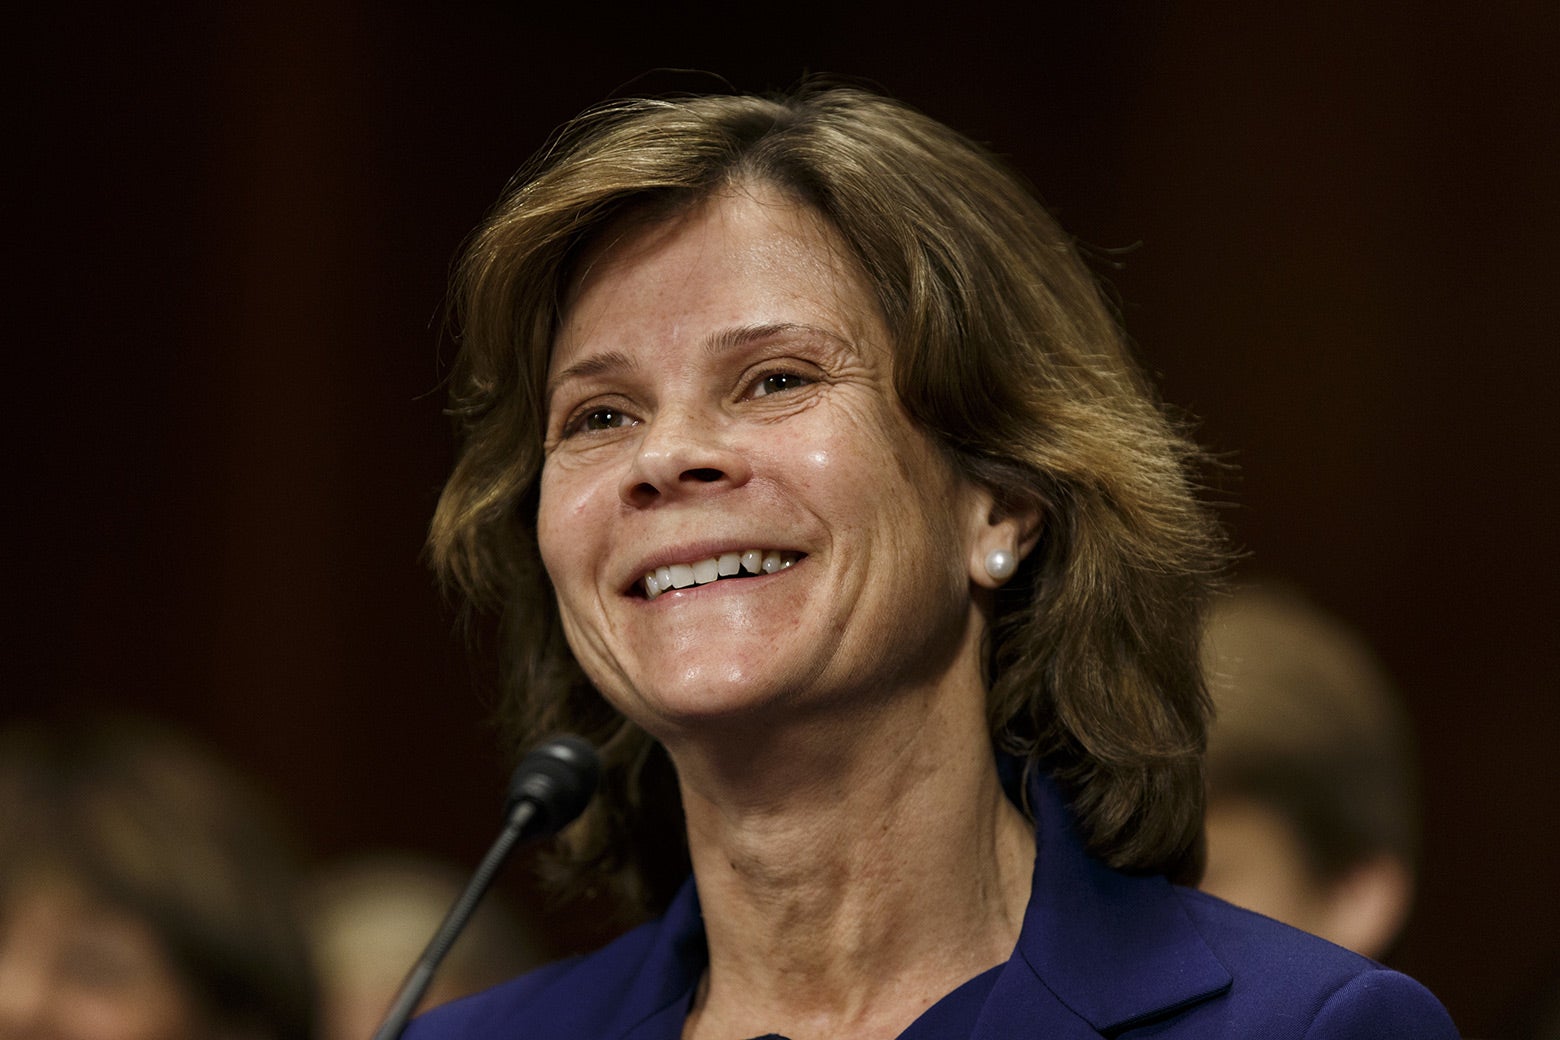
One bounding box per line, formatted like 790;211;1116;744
978;772;1232;1037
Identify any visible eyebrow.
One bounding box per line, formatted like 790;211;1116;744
707;321;839;355
547;349;637;402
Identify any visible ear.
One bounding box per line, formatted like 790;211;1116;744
967;485;1045;590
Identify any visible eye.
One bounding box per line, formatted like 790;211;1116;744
566;406;637;436
751;371;812;398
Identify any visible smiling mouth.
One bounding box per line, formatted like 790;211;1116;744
640;550;803;600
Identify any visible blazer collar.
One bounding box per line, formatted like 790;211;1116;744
621;769;1231;1039
616;880;706;1039
1009;770;1232;1034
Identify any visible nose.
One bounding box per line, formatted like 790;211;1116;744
619;408;752;507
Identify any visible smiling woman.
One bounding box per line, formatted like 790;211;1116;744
415;84;1459;1039
538;188;996;742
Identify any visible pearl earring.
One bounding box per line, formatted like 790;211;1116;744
985;548;1017;581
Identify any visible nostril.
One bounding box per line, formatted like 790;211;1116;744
683;467;725;483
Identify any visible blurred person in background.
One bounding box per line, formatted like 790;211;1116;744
305;853;544;1040
0;715;316;1040
1199;582;1419;960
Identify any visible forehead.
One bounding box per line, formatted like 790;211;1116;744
550;184;884;372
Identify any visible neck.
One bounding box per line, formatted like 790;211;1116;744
670;685;1034;1040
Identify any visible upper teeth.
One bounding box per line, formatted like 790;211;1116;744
643;550;798;599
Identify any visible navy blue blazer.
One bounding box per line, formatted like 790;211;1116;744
407;771;1458;1038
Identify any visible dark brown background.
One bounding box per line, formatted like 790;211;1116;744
9;3;1558;1036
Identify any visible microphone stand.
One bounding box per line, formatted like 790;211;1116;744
371;736;598;1040
370;798;540;1040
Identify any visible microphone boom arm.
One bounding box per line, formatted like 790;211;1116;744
371;736;599;1040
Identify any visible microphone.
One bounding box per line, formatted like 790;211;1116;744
372;736;600;1040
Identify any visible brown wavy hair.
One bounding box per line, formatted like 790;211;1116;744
429;83;1227;914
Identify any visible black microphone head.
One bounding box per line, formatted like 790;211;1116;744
505;735;600;837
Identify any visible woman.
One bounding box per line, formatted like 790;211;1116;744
411;85;1458;1038
0;716;316;1040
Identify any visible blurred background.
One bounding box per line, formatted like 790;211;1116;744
8;3;1557;1035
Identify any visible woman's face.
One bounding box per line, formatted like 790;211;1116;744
537;184;1002;742
0;881;208;1040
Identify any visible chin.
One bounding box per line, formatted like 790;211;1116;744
619;670;804;737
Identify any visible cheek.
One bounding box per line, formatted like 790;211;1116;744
536;461;607;583
782;398;902;495
848;417;964;532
